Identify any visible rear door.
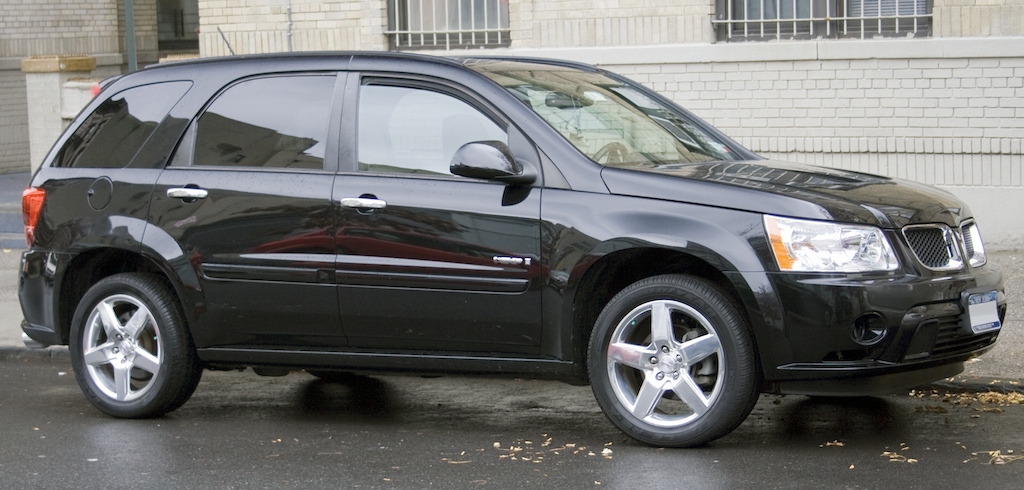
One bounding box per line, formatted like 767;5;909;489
148;73;346;350
332;75;544;354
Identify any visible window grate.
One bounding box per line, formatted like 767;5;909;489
713;0;932;41
387;0;511;50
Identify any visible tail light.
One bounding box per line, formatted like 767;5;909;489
22;187;45;248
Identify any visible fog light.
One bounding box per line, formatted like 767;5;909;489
852;314;887;346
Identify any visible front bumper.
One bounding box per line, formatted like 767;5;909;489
749;263;1006;395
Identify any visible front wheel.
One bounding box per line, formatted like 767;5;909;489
69;273;202;418
588;275;759;447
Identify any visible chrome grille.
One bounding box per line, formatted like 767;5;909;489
961;224;975;258
902;224;963;271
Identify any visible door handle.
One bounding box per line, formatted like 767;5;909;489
340;197;387;210
167;187;209;200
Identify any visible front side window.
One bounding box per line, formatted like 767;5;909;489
193;75;335;170
357;84;507;176
714;0;931;41
472;64;739;167
54;81;191;168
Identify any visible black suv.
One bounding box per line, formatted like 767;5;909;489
20;52;1006;447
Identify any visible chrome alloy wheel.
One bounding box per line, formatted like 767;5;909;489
81;294;163;402
605;299;724;428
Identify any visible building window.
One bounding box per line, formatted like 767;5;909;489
714;0;932;41
387;0;511;50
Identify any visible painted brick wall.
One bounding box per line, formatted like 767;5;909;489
198;0;387;56
510;0;714;47
934;0;1024;37
196;1;1024;55
609;55;1023;189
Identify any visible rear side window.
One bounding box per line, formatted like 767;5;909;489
193;75;335;170
54;81;192;168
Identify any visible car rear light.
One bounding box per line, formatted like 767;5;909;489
22;187;45;248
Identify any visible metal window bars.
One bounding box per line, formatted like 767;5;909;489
387;0;511;50
713;0;931;41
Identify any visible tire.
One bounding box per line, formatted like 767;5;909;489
69;273;203;418
588;274;759;447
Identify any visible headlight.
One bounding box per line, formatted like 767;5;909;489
764;215;899;272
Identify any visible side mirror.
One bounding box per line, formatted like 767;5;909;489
450;141;536;185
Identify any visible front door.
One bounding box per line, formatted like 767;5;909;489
333;79;543;354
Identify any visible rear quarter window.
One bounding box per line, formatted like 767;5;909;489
53;81;192;168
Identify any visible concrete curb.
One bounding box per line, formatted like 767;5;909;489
927;375;1024;395
0;345;70;361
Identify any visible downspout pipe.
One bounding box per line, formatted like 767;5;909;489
124;0;138;72
287;0;293;52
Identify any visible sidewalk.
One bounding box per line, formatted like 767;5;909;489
0;167;1020;393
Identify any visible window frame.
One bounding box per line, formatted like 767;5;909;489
342;73;513;180
54;80;193;169
168;72;345;174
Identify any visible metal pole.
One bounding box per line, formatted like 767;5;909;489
124;0;138;72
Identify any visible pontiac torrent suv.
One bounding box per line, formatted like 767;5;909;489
19;52;1006;447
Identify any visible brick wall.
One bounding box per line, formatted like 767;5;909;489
0;0;158;59
0;69;29;174
198;0;386;56
935;0;1024;37
510;0;714;47
607;51;1023;189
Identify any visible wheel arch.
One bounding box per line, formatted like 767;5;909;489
567;245;764;385
54;247;191;346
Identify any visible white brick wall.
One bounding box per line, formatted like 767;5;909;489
513;0;714;47
935;0;1024;37
198;0;385;56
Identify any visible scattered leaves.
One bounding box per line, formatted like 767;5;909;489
821;440;844;448
972;450;1024;465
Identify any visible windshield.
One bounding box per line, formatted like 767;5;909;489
468;61;740;167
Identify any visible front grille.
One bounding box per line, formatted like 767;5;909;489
961;224;975;258
903;225;963;271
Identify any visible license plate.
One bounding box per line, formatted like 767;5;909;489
967;291;1001;334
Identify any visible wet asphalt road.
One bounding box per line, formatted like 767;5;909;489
2;358;1024;489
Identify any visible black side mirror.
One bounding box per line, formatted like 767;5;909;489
450;141;536;185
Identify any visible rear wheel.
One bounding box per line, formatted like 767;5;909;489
69;273;202;418
588;274;759;447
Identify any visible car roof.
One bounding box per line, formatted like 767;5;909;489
142;50;599;75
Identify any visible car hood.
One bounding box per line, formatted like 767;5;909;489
600;160;970;229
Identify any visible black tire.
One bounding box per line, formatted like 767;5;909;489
588;274;759;447
69;273;202;418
